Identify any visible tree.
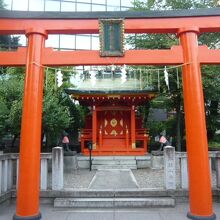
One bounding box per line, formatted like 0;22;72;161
0;64;85;151
42;89;71;148
0;68;24;147
202;65;220;139
42;68;85;150
129;0;220;150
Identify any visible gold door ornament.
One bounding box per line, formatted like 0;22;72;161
110;118;117;127
111;130;117;136
104;119;108;127
120;119;123;127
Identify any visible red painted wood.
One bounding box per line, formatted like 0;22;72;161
179;28;213;218
80;104;148;155
1;16;220;35
131;106;136;149
16;32;46;219
1;46;220;66
92;106;97;149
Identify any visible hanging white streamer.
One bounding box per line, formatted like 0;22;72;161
164;66;170;91
120;64;127;84
56;70;63;87
176;68;180;89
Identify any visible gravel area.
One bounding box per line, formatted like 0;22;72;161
48;170;96;189
133;169;216;189
48;168;217;190
132;168;168;189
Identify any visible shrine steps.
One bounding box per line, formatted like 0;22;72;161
91;156;137;170
54;197;175;208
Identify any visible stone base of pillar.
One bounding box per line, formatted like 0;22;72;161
187;212;216;220
13;213;41;220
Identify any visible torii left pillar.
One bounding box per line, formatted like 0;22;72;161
13;29;47;220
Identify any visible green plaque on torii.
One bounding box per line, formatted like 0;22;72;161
99;19;125;57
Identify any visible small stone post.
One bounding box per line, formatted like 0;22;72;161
0;160;2;194
180;153;189;189
52;147;63;190
40;158;48;190
216;152;220;189
16;159;19;189
2;159;8;192
7;159;13;190
164;146;176;190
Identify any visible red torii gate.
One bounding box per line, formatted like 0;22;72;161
0;8;219;220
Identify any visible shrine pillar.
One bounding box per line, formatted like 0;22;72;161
178;27;216;220
14;29;47;220
92;105;97;149
131;105;136;149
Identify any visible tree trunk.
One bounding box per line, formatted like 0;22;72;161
11;134;18;148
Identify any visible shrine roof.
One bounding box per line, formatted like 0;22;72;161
0;8;220;19
65;88;158;106
65;88;157;96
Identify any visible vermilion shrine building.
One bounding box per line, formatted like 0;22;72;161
66;70;157;156
0;8;220;220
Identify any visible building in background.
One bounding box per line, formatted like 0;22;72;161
4;0;134;51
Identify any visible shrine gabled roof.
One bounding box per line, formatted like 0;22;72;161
65;88;158;96
65;88;158;106
0;8;220;19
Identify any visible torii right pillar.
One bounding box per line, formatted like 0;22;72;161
178;27;216;220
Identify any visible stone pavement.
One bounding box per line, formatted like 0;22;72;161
48;168;217;189
0;168;218;219
88;169;138;189
1;202;220;220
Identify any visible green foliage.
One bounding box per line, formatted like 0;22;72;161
42;68;85;149
130;0;220;150
202;65;220;139
0;98;9;136
0;66;85;150
133;0;219;10
8;100;22;136
0;69;24;147
43;88;71;147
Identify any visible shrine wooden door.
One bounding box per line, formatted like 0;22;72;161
98;110;130;152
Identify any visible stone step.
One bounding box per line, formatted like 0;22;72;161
54;197;175;208
77;155;151;169
92;164;137;170
92;160;136;165
92;156;136;160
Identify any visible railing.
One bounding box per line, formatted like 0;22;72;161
163;148;220;190
0;150;219;197
80;128;149;150
0;152;52;196
135;129;149;150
